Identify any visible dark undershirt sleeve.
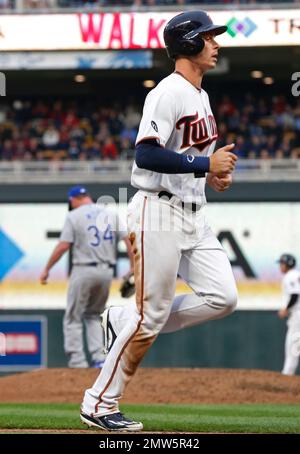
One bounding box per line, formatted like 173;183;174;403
135;139;210;175
287;294;299;310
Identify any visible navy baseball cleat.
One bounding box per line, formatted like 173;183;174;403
101;307;117;354
80;411;143;432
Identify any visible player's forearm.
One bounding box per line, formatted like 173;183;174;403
124;237;134;272
44;242;71;272
135;142;210;174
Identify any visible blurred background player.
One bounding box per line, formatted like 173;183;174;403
277;253;300;376
40;185;133;368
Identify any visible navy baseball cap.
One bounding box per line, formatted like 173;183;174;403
68;185;88;200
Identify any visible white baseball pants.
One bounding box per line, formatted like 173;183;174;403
82;190;238;416
282;311;300;375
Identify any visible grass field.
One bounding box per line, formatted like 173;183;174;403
0;403;300;433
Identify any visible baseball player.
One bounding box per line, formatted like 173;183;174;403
277;254;300;375
80;11;238;431
40;185;133;368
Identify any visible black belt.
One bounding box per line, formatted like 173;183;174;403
158;191;201;212
76;262;114;269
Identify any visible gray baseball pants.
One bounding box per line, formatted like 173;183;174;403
63;264;113;368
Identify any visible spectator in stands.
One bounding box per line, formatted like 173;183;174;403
87;141;102;160
24;0;55;8
42;124;60;149
96;121;110;144
102;137;118;159
15;141;26;160
260;149;270;160
275;149;285;160
123;105;141;129
0;0;10;8
68;140;81;160
7;0;300;10
295;103;300;132
119;125;138;147
27;137;40;159
108;110;124;137
1;93;299;162
264;135;278;157
1;139;15;160
233;135;250;159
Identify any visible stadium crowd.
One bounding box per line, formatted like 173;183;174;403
0;94;299;161
1;0;299;9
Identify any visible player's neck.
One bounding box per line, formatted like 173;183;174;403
79;197;93;207
174;60;204;91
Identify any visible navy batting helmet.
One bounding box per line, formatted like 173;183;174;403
277;254;296;269
163;11;227;60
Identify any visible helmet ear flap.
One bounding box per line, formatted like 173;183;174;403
189;35;205;54
172;36;205;59
181;39;203;55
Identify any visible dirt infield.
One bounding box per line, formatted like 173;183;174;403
0;368;300;404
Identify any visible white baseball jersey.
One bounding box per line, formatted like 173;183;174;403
282;268;300;314
132;72;218;204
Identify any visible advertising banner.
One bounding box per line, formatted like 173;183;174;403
0;10;299;51
0;202;299;310
0;316;47;372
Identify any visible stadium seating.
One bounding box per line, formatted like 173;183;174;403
1;94;299;161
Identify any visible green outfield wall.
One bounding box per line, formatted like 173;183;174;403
0;309;296;373
1;181;300;203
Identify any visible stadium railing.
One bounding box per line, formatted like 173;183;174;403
0;158;299;183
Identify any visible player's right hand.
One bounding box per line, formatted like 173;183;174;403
209;144;237;175
278;308;288;319
40;269;49;285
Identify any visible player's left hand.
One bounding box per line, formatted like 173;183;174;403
120;272;135;298
278;308;289;319
207;173;232;192
40;269;49;285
